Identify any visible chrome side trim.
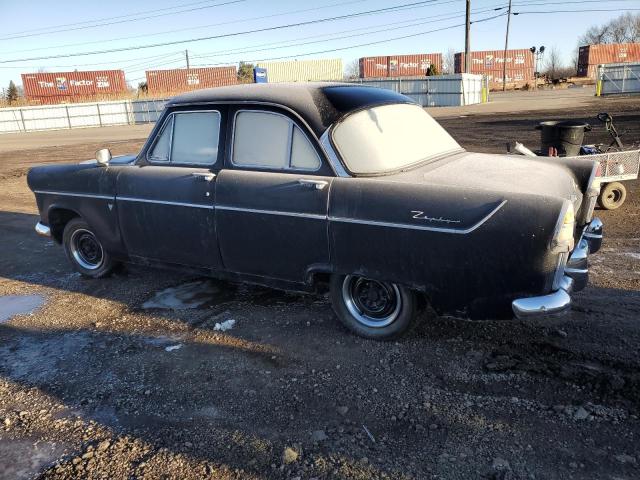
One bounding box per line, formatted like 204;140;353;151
35;222;51;237
320;129;350;177
116;197;215;210
215;205;326;220
33;190;114;200
329;200;507;235
117;196;214;210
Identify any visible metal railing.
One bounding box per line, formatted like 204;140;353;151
0;98;168;134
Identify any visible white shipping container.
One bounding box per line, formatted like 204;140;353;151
256;59;343;83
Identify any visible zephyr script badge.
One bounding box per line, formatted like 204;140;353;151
411;211;462;224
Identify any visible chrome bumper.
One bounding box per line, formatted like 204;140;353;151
35;222;51;237
512;217;603;320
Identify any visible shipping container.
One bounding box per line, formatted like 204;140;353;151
21;70;127;104
255;59;343;83
454;49;535;74
359;53;442;78
482;69;534;90
359;56;390;78
145;66;238;94
577;43;640;77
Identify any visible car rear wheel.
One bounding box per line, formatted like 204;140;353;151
330;274;419;339
62;218;116;278
598;181;626;210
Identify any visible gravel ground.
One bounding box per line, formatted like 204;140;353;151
0;93;639;480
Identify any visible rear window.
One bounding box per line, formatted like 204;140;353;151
331;103;462;175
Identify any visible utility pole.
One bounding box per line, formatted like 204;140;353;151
465;0;471;73
185;49;190;69
502;0;512;91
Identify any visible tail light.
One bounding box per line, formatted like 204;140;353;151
554;203;575;252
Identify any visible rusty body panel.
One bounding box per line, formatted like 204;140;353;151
359;54;443;78
578;43;640;78
145;67;238;95
21;70;127;104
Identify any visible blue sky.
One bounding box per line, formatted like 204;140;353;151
0;0;635;88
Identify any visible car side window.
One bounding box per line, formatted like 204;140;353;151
148;111;221;166
232;110;321;171
148;117;173;163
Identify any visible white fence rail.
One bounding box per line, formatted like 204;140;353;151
1;77;489;134
0;99;167;134
349;74;489;107
596;62;640;96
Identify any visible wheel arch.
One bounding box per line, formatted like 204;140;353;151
47;206;81;243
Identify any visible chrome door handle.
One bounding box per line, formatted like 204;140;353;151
192;172;216;182
298;179;328;190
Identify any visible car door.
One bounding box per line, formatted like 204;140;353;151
216;108;333;282
116;108;224;270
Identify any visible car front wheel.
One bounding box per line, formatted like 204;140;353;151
62;218;116;278
330;274;419;339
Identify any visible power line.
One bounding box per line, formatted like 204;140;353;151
8;0;369;54
512;0;639;5
0;0;246;41
124;14;504;83
0;1;461;64
513;7;640;13
2;0;228;36
167;13;506;77
191;6;506;62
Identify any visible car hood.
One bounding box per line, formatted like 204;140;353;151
79;154;137;166
388;151;583;206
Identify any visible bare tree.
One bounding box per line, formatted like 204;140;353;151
579;12;640;45
442;48;456;74
343;59;360;80
544;46;562;79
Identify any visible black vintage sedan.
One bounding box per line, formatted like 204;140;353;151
28;83;603;339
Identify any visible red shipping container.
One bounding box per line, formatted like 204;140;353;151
21;70;127;102
577;43;640;77
454;49;534;74
146;67;238;94
359;53;442;78
389;54;443;76
482;69;534;90
359;56;390;78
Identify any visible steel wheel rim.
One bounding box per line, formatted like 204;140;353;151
70;229;104;270
342;275;402;328
607;189;622;204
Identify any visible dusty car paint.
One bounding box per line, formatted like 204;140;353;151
27;83;600;320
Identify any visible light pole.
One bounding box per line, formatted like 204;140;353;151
530;46;545;89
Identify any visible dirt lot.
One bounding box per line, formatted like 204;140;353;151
1;92;640;480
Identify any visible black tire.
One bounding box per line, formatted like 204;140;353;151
598;182;627;210
329;274;419;340
62;218;116;278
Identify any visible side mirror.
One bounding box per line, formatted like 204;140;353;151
96;148;112;167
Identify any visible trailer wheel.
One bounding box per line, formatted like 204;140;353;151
598;182;627;210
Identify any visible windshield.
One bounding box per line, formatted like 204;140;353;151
331;103;463;175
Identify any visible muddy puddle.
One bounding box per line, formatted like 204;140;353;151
0;294;45;323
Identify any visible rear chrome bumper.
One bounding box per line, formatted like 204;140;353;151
512;217;603;320
35;222;51;237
